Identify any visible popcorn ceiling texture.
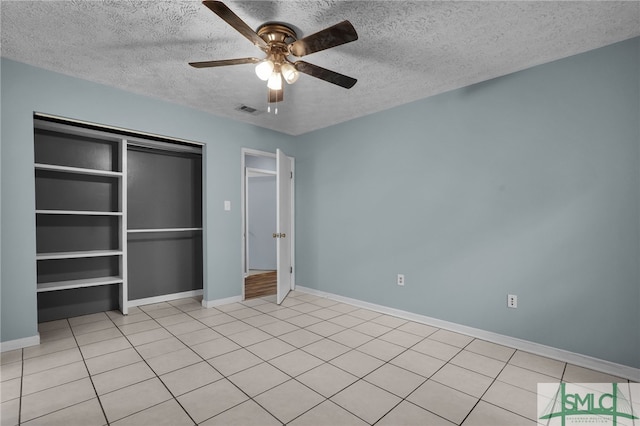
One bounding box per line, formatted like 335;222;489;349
2;1;639;135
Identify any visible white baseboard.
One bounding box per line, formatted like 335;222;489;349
1;334;40;352
296;285;640;382
202;295;242;308
128;290;203;308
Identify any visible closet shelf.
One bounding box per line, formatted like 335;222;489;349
37;276;123;292
35;163;122;177
36;250;123;260
36;209;123;216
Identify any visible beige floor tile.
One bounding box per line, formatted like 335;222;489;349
85;347;143;376
71;319;116;336
280;297;305;308
563;363;627;383
364;363;426;398
377;400;456;426
99;377;172;423
37;319;69;333
160;361;222;396
242;313;280;327
109;312;151;327
126;327;173;346
331;379;401;424
305;320;345;337
214;302;246;313
242;297;271;307
111;399;194;426
21;398;106;426
212;320;254;336
198;313;238;327
327;303;359;314
75;327;123;346
371;314;408;328
308;308;342;320
155;313;192;327
268;349;324;377
177;378;248;424
286;313;323;327
289;400;368;426
245;337;295;360
482;380;539;421
227;328;272;347
308;297;339;308
349;308;382;321
328;314;366;328
329;350;385;377
0;361;22;382
431;363;493;398
397;322;439;337
136;337;186;359
1;398;20;426
1;378;20;403
68;312;109;326
177;327;221;346
200;399;281;426
258;319;300;336
379;329;424;348
253;302;283;314
139;302;173;312
356;338;406;362
352;321;393;337
290;302;323;314
255;379;324;424
450;350;506;378
297;362;358;397
462;400;536;425
146;347;201;375
20;377;96;422
164;319;207;336
145;306;182;319
280;329;324;347
92;361;155;395
39;327;73;343
509;351;565;378
497;364;559;393
79;336;132;359
465;339;515;362
329;329;373;348
407;379;478;424
22;361;88;396
191;337;241;359
187;308;224;320
428;329;474;348
23;347;82;375
118;319;161;336
228;362;290;397
268;308;301;320
0;350;22;365
302;338;351;361
390;349;447;378
23;337;77;359
208;348;262;376
411;338;461;361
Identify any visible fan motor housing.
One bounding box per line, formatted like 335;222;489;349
257;23;297;44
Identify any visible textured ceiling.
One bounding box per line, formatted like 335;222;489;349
2;1;639;135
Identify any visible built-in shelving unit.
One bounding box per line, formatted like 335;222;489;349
34;119;128;319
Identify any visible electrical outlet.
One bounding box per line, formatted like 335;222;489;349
397;274;405;286
507;294;518;308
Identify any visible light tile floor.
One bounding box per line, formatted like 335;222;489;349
0;291;631;425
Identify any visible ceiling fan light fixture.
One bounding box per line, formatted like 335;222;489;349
267;71;282;90
281;62;299;84
255;59;274;81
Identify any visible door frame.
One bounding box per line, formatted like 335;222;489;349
241;148;295;301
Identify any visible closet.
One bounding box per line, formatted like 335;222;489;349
34;116;203;322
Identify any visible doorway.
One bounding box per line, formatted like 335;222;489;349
242;148;294;303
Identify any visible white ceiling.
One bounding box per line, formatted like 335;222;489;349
2;1;639;135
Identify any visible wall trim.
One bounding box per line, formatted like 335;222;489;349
128;290;204;308
296;286;640;381
1;334;40;352
202;295;242;308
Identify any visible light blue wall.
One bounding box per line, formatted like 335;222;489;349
293;38;640;368
0;58;295;343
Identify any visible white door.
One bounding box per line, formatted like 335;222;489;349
276;149;292;304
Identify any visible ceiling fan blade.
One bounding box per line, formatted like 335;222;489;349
294;61;357;89
268;89;283;103
289;21;358;57
189;57;261;68
202;1;267;49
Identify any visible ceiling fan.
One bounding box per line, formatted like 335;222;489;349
189;1;358;107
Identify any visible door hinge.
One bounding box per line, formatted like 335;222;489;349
290;266;293;274
290;171;293;179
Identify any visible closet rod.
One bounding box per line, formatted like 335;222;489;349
127;227;202;234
